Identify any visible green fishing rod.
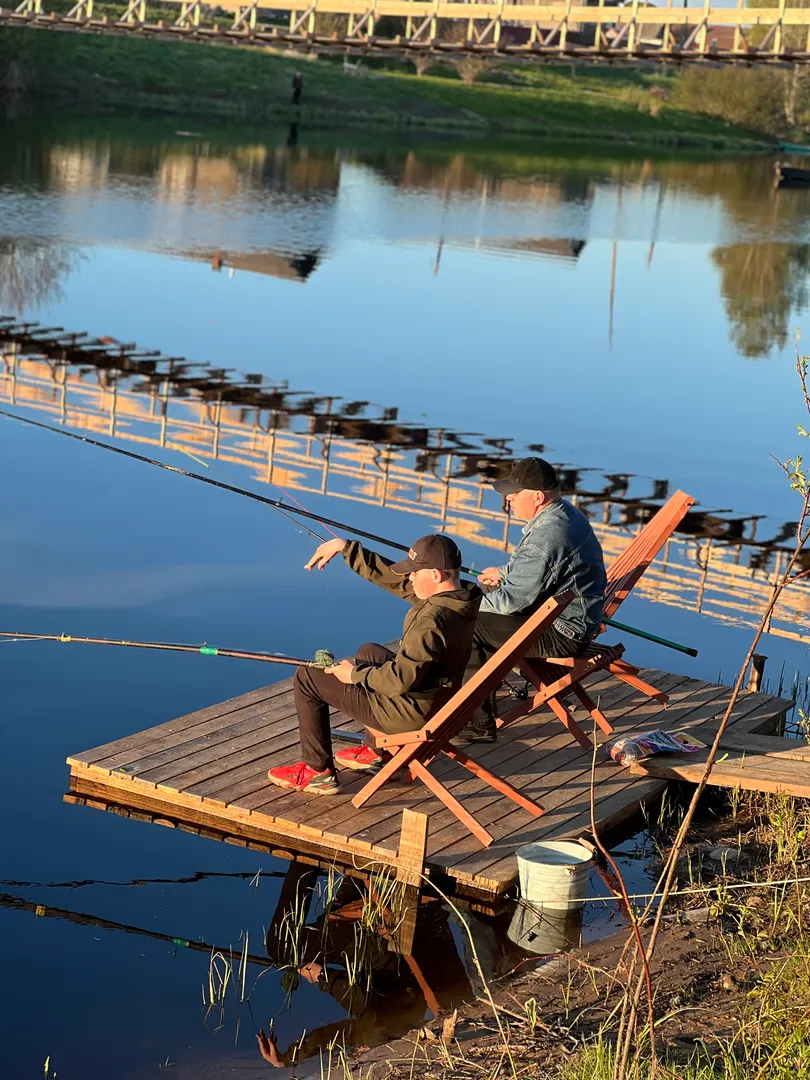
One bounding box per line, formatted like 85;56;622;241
0;631;336;668
0;407;697;658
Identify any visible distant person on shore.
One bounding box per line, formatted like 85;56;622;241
452;457;607;746
291;70;303;106
266;535;482;795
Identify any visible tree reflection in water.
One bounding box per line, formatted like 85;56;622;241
713;242;810;359
0;238;83;313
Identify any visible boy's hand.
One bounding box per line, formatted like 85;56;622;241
325;660;355;683
305;538;346;571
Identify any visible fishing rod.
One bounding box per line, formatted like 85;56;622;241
0;407;406;553
0;631;335;669
0;407;696;657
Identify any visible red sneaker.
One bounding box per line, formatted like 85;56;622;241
335;745;383;772
267;762;340;795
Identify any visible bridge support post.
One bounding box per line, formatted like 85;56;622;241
559;0;572;50
732;0;742;50
627;0;640;50
698;0;710;54
66;0;93;18
775;0;786;53
176;0;201;27
118;0;146;24
594;0;604;52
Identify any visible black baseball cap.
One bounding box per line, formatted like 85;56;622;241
391;535;462;575
492;457;559;495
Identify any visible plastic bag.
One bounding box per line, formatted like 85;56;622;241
608;730;704;767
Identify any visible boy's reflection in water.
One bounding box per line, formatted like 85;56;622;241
255;861;530;1068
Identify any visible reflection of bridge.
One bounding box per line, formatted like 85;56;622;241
7;0;810;65
2;318;808;645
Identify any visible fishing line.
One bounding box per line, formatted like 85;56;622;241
0;407;409;554
167;441;328;543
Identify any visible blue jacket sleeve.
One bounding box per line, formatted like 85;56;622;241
479;532;553;616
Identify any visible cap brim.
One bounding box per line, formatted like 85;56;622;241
390;558;417;575
492;478;522;495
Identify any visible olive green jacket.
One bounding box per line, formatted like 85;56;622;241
343;541;482;732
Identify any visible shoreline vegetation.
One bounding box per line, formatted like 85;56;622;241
344;787;810;1080
0;26;779;150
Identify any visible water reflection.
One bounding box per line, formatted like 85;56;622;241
713;242;810;358
0;238;82;313
3;119;810;356
3;319;810;644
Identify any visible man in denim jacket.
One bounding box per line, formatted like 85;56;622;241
453;457;607;745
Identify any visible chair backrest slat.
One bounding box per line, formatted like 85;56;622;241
603;491;695;618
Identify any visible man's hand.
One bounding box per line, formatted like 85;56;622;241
256;1028;283;1067
325;660;355;684
305;537;346;571
477;567;502;587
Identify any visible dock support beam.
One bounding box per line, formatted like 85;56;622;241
395;808;428;955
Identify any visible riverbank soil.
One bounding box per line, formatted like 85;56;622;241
349;788;810;1078
0;27;771;149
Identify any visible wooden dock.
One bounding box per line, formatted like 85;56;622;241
67;668;794;904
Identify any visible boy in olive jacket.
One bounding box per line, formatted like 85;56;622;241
267;534;482;795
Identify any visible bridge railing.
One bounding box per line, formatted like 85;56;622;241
6;0;810;62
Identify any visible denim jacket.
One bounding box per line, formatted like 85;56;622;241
480;499;607;641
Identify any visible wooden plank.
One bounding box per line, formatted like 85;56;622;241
719;732;810;763
68;678;292;768
130;703;300;784
71;766;401;862
629;749;810;796
259;673;689;872
421;672;695;855
427;674;715;866
288;671;651;847
448;683;773;883
395;809;429;954
67;775;396;876
87;692;298;775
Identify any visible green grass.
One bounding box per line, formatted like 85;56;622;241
0;26;774;149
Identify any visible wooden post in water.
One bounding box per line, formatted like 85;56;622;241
395;808;428;955
748;654;767;693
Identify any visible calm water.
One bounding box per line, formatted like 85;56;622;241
2;109;810;1078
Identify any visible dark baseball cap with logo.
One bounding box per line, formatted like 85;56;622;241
391;534;462;575
492;457;559;495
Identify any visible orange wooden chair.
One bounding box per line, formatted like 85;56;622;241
500;491;696;750
350;592;573;848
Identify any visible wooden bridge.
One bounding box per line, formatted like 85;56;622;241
6;0;810;66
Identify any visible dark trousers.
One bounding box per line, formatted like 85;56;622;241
463;612;584;729
294;642;393;772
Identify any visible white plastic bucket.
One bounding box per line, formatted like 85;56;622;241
516;840;594;911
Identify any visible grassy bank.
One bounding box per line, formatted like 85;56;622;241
354;788;810;1080
0;27;773;149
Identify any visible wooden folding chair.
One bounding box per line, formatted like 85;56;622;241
501;491;696;749
351;591;573;849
